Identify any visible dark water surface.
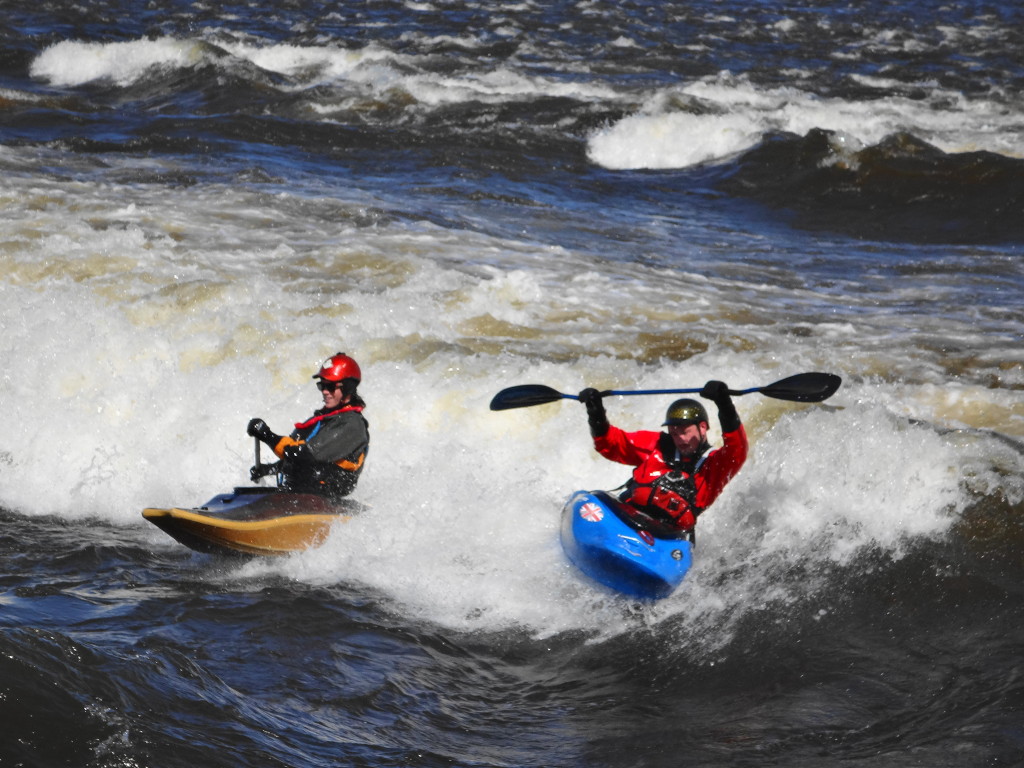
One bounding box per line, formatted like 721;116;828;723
4;508;1022;767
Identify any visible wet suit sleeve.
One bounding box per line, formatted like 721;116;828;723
693;425;748;509
593;427;662;467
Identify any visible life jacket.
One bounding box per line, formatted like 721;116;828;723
275;405;368;499
293;404;367;472
293;404;364;433
622;433;710;531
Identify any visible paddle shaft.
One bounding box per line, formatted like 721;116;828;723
587;386;761;400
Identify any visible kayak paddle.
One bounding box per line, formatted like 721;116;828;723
489;372;841;411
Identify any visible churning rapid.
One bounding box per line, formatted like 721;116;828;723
1;1;1022;766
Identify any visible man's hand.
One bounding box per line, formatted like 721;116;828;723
249;462;278;482
700;380;741;432
578;388;609;438
700;380;731;403
247;418;280;446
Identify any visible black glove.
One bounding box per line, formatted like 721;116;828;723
250;462;279;482
700;380;741;433
247;418;281;447
578;388;609;438
700;380;730;404
282;443;311;463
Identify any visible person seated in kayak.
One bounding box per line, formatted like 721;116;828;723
578;381;747;532
247;352;369;500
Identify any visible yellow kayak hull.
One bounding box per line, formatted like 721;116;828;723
143;488;363;557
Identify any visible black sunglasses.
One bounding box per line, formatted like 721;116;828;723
316;380;343;392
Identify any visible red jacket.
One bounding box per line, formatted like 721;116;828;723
593;424;748;527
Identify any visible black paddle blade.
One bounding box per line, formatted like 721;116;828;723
759;372;842;402
489;384;569;411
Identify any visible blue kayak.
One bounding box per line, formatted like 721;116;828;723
560;490;694;599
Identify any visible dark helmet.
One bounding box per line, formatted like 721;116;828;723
662;398;708;427
313;352;361;383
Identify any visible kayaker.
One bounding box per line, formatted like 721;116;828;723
247;352;369;500
578;381;748;532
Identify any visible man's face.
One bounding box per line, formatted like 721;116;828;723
667;421;708;456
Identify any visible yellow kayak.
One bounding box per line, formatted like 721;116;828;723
143;487;363;557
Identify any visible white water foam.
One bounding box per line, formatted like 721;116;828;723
29;35;620;106
247;387;970;646
29;39;209;88
586;75;1024;170
29;34;1022;170
0;164;1011;643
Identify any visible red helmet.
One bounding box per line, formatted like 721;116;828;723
313;352;361;383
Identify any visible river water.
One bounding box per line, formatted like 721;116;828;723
1;1;1022;766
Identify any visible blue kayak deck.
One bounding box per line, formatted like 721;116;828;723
560;490;693;599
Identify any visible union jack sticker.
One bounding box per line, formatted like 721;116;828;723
579;502;604;522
